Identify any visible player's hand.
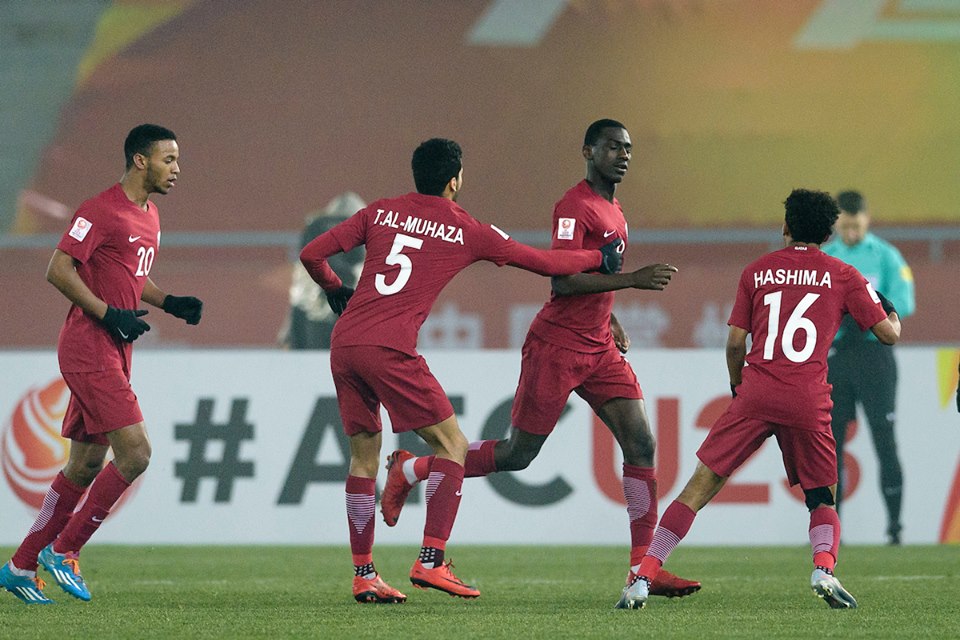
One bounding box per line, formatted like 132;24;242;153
325;285;354;315
629;263;678;290
598;238;624;274
610;314;630;353
875;290;897;316
102;306;150;342
162;295;203;325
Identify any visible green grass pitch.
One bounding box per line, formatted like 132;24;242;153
1;544;956;639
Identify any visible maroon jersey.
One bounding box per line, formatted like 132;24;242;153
300;192;602;355
56;184;161;373
727;245;887;430
528;180;628;353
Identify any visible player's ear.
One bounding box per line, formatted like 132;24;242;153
582;144;593;161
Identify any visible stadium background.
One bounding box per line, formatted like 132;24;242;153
1;1;958;546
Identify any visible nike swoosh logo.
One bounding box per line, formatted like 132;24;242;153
129;235;141;242
455;490;463;496
92;516;105;523
603;230;616;238
117;329;129;340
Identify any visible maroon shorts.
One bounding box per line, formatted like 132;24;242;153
61;370;144;445
330;345;454;436
696;410;839;489
511;333;642;436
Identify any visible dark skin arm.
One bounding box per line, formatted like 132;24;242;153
46;249;109;319
551;263;678;296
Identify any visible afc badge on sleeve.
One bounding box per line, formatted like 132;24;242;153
557;217;575;240
68;217;92;242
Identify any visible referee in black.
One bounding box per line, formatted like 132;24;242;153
822;191;916;545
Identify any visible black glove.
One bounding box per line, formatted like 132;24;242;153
875;290;897;316
102;306;150;342
730;383;738;398
325;286;354;315
599;238;624;275
162;295;203;325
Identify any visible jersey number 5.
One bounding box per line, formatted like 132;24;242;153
762;291;819;363
376;233;423;296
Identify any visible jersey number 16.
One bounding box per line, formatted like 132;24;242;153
762;291;820;363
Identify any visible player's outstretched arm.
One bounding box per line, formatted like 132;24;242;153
551;262;678;297
503;241;608;276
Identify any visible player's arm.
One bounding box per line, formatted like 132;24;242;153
47;248;151;340
725;325;748;393
502;240;620;276
142;278;167;307
551;263;678;296
869;313;900;345
46;248;109;319
300;231;359;315
144;277;204;325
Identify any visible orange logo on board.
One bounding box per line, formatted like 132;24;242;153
1;379;70;509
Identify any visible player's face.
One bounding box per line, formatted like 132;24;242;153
835;211;869;247
144;139;180;195
587;128;632;184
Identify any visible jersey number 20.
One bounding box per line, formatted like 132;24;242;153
376;233;424;295
762;291;820;363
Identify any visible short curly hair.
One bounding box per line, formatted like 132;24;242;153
783;188;839;244
411;138;462;196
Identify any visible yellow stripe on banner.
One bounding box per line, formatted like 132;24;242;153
936;349;960;409
76;1;195;87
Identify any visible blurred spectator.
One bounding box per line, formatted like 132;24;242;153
278;192;366;349
823;190;915;545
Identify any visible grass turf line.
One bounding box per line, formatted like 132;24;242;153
0;545;956;639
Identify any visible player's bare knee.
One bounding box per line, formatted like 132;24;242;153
804;486;836;511
64;459;103;486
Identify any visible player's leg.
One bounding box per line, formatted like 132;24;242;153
583;351;700;600
330;345;407;603
41;421;149;601
860;346;903;544
0;397;104;604
827;354;857;513
617;461;726;609
381;333;573;525
623;413;770;609
348;431;406;603
778;427;857;609
408;415;479;598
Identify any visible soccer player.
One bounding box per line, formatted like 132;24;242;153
618;188;901;610
298;138;624;603
822;190;915;545
0;124;203;605
379;119;702;605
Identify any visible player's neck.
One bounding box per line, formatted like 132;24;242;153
584;176;616;202
119;177;151;211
